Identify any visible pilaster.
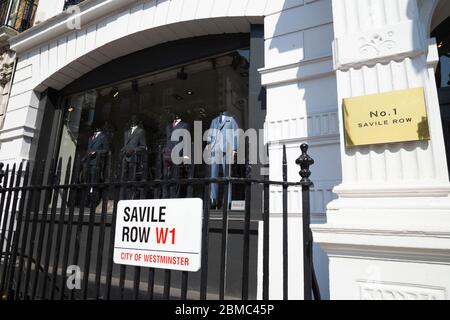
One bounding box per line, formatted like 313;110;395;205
313;0;450;300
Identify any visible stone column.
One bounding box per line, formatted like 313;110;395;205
313;0;450;300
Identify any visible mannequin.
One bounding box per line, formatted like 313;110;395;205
163;112;190;198
207;110;239;209
84;124;110;184
82;124;110;206
120;115;147;185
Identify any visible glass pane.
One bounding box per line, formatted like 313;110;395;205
440;55;450;88
434;17;450;89
58;49;251;197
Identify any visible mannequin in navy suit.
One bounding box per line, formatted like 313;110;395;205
120;115;147;182
207;111;239;209
84;126;110;184
163;113;190;198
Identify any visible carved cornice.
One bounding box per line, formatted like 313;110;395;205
333;20;427;70
0;61;14;87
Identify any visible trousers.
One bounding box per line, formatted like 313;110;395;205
210;152;232;206
163;161;181;198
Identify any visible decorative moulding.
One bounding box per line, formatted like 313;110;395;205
357;281;447;300
312;228;450;263
259;55;334;87
270;183;336;215
332;183;450;198
266;109;339;143
333;20;427;70
427;38;439;69
9;0;134;54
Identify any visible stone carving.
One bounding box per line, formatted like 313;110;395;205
358;281;447;300
359;31;396;57
0;62;14;87
335;21;422;69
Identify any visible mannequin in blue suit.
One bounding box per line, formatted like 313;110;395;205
207;111;239;209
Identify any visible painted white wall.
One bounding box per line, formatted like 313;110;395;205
2;0;340;300
261;0;339;299
34;0;66;25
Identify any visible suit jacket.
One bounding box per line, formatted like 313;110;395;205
165;121;190;150
121;126;147;156
85;132;110;166
207;113;239;154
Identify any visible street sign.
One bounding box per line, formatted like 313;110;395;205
343;87;430;147
113;198;203;272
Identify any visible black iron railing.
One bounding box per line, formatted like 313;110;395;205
0;0;37;33
0;144;320;300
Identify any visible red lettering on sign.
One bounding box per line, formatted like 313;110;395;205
155;228;169;244
121;252;133;261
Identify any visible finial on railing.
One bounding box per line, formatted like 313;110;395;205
282;145;287;182
296;144;314;186
245;139;252;179
245;156;252;179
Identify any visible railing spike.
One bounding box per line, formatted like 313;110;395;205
296;143;314;187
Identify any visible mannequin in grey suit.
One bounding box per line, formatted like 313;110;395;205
163;112;190;198
207;111;239;209
120;115;147;183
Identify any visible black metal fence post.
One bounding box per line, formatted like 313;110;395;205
105;159;122;300
0;164;15;288
180;164;195;300
49;158;72;300
0;149;323;301
40;159;63;299
0;163;21;297
6;162;30;299
282;145;288;300
296;143;321;301
262;146;270;301
59;156;82;300
241;141;252;300
199;180;211;300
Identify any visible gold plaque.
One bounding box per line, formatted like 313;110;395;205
343;87;430;148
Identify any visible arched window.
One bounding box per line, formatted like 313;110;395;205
431;17;450;89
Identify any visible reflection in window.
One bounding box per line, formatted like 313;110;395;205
439;55;450;88
432;17;450;88
58;49;250;197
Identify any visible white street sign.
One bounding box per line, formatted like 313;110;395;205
113;198;203;272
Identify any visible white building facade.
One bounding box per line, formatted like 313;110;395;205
0;0;449;300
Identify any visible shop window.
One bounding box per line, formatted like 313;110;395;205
432;16;450;178
58;49;251;202
432;17;450;89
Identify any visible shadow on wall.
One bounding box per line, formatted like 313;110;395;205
268;0;339;300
